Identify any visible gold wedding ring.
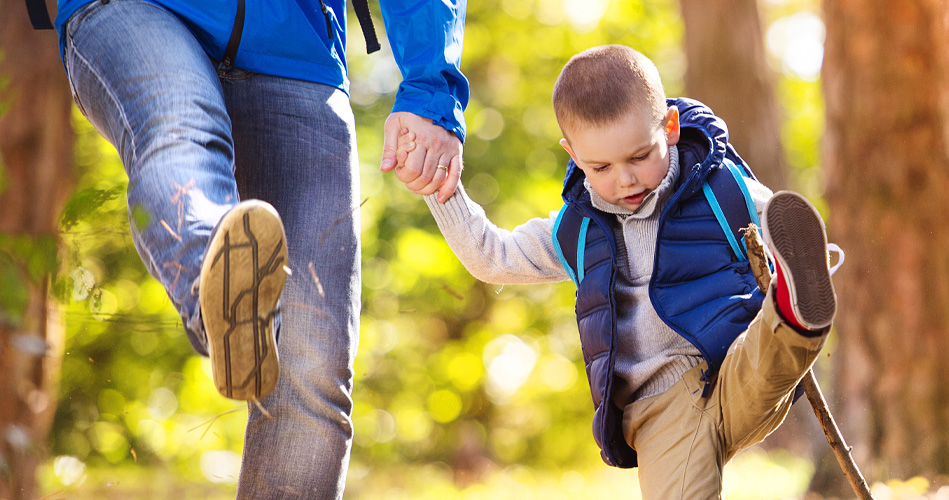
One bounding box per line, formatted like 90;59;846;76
436;164;448;171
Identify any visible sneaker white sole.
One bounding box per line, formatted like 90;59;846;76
761;191;837;330
199;200;287;400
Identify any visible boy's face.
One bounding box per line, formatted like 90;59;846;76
560;106;680;212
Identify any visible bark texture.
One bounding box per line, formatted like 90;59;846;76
820;0;949;491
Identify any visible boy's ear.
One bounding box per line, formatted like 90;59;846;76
560;138;579;163
665;106;680;146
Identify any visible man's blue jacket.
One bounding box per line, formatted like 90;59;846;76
553;98;766;468
55;0;469;142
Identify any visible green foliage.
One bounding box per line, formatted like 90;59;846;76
42;0;829;496
0;234;58;325
0;260;28;325
0;234;58;282
60;186;124;231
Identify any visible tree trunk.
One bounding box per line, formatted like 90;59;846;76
0;1;74;498
820;0;949;491
680;0;790;190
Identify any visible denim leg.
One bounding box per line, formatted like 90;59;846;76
64;0;237;354
223;73;360;500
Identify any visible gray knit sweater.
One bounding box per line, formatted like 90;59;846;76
424;146;773;407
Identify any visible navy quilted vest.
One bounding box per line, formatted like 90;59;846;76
553;98;766;468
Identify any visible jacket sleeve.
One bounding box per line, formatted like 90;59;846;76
379;0;469;143
423;186;570;285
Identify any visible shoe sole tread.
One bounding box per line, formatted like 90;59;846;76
763;192;836;329
199;201;286;400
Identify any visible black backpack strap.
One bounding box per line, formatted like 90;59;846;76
351;0;380;54
220;0;246;68
26;0;55;30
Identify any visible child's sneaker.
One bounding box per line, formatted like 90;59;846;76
199;200;288;400
761;191;837;331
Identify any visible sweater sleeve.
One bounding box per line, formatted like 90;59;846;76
747;178;774;215
423;185;570;285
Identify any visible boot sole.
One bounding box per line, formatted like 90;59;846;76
762;191;837;330
199;201;287;400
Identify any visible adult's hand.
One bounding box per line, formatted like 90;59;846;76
381;111;462;203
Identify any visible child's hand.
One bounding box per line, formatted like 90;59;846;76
380;111;462;203
396;128;418;170
393;129;436;197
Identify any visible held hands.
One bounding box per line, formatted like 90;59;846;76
380;111;463;203
394;129;422;183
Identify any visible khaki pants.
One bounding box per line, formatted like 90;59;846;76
622;285;828;500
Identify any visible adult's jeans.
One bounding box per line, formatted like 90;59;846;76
64;1;360;497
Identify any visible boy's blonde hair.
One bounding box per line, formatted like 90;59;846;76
552;45;666;137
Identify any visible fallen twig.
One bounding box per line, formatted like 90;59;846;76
188;407;245;440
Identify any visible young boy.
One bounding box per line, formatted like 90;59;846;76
394;45;838;499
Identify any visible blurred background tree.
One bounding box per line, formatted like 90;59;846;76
1;0;947;499
820;0;949;496
680;0;789;191
0;1;73;499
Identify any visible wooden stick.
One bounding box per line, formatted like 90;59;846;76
742;223;874;500
800;370;874;499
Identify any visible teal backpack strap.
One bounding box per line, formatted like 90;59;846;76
723;158;762;228
702;183;747;260
552;204;592;287
576;217;591;283
701;158;762;261
552;205;580;287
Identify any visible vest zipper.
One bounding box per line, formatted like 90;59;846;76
651;167;715;397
